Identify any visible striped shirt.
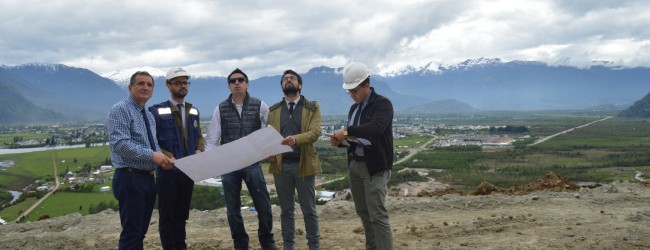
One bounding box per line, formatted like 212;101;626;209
107;96;160;171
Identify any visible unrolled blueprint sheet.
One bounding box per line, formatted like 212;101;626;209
174;126;292;182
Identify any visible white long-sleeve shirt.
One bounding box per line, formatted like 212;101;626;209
204;99;269;151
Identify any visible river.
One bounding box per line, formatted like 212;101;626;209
0;143;106;155
8;191;21;204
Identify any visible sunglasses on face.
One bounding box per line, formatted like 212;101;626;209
229;77;247;84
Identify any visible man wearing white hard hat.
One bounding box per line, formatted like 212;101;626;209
149;66;205;249
331;62;394;250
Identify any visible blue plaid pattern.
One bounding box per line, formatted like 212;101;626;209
108;96;160;171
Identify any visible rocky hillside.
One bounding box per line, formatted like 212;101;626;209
1;174;649;249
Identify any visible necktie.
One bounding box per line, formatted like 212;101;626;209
289;102;295;114
142;109;156;151
353;102;364;126
177;103;185;130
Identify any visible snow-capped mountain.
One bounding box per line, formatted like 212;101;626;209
2;58;649;124
376;58;649;110
380;58;506;77
2;62;67;72
104;58;649;113
102;66;167;88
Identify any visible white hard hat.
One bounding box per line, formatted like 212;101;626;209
342;62;370;90
166;67;191;80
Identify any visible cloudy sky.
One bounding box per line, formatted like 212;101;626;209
1;0;649;78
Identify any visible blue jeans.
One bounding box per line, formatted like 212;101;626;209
112;168;157;250
349;161;393;250
222;163;276;250
273;161;320;250
157;168;194;250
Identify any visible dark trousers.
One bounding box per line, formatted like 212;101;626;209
157;168;194;250
113;168;157;250
222;163;276;250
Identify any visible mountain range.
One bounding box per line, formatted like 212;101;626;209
619;92;650;118
0;58;649;124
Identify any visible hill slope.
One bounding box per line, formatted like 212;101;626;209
619;92;650;117
1;180;648;249
0;72;63;124
3;63;127;121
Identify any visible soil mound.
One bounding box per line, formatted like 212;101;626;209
418;171;581;197
473;171;580;195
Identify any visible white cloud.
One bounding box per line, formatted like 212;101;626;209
1;0;649;78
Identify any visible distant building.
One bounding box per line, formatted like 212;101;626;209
317;190;336;201
100;165;113;172
197;178;222;187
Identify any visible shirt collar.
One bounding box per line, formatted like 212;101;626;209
127;96;145;111
169;99;185;107
284;95;301;107
360;92;371;106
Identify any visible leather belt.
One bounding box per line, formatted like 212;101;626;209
282;158;300;164
119;167;154;175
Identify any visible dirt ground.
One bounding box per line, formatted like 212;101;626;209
1;172;650;250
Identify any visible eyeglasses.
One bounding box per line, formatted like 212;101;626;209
229;77;247;84
282;76;298;82
171;81;190;87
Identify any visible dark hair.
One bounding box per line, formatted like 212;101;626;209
227;68;249;83
130;71;154;86
280;69;302;85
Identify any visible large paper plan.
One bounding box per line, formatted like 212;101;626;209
174;126;292;182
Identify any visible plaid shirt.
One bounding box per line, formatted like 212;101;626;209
108;96;159;171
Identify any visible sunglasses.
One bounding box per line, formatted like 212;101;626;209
229;77;247;84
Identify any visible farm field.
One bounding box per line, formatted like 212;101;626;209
2;113;650;223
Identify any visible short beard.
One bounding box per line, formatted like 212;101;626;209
283;86;299;95
172;91;187;99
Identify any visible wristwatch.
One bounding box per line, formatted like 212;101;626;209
343;128;348;136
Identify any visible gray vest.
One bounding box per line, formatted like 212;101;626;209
281;101;302;160
219;94;262;145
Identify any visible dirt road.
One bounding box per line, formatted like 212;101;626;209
13;152;60;222
528;116;612;146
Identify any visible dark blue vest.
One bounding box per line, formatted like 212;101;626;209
149;101;200;158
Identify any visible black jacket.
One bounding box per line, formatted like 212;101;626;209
346;87;394;176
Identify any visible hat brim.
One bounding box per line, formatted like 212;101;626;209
167;74;191;80
342;81;362;90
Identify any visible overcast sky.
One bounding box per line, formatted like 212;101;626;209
1;0;649;78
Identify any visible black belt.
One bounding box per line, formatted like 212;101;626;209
119;167;154;175
282;152;300;161
283;158;300;164
351;155;365;162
